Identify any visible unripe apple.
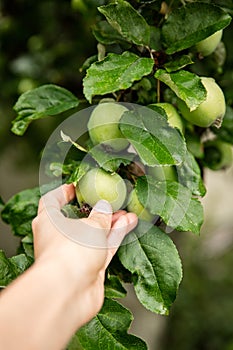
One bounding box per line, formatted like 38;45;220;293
71;0;86;12
150;102;184;134
196;30;223;57
77;168;127;212
87;102;129;152
203;139;233;170
147;165;177;181
177;77;226;128
127;189;154;222
75;184;85;208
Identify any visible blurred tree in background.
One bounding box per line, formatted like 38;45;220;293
0;0;101;166
1;1;233;349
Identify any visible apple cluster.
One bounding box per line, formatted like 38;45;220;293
76;101;186;220
75;101;157;219
75;30;232;217
75;102;128;211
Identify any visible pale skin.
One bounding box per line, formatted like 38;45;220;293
0;183;138;350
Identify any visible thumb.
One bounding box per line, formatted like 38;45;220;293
88;200;113;235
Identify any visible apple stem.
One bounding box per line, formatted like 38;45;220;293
213;116;223;129
60;130;88;153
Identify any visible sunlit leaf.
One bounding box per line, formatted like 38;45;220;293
83;52;154;103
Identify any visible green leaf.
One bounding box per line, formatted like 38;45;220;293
118;222;182;315
50;160;81;180
1;182;59;236
77;298;147;349
61;204;84;219
83;51;154;103
12;84;79;135
149;26;161;51
104;275;127;299
98;0;150;46
9;253;33;272
0;251;32;287
92;20;128;45
70;161;93;186
164;55;194;73
0;250;18;287
80;55;98;73
211;106;233;144
50;162;64;177
89;145;135;172
67;334;83;350
1;187;40;236
0;196;4;212
155;69;206;111
176;151;206;197
162;2;232;54
21;234;34;259
119;106;186;166
136;176;204;234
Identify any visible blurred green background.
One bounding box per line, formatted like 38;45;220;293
0;1;233;349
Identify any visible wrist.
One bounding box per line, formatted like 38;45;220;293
33;258;90;327
34;256;82;295
0;257;87;350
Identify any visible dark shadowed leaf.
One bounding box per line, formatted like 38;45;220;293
98;0;150;46
0;251;32;287
1;182;59;236
92;20;128;45
211;106;233;143
104;275;127;299
162;2;231;54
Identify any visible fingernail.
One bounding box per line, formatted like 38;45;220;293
93;200;112;214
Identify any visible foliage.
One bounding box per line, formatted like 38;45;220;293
1;0;233;349
160;233;233;350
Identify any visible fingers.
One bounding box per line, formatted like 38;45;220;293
36;185;137;253
37;183;75;214
111;210;127;225
88;200;113;234
105;212;138;267
55;200;113;248
109;212;138;248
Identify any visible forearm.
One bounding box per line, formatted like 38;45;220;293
0;260;85;350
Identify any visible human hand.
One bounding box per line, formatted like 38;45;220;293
0;183;138;350
32;183;138;325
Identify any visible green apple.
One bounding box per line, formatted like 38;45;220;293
203;139;233;170
88;102;129;152
75;184;85;208
77;168;127;212
177;77;226;128
150;102;184;134
147;165;177;181
127;189;154;222
196;30;223;57
71;0;87;11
